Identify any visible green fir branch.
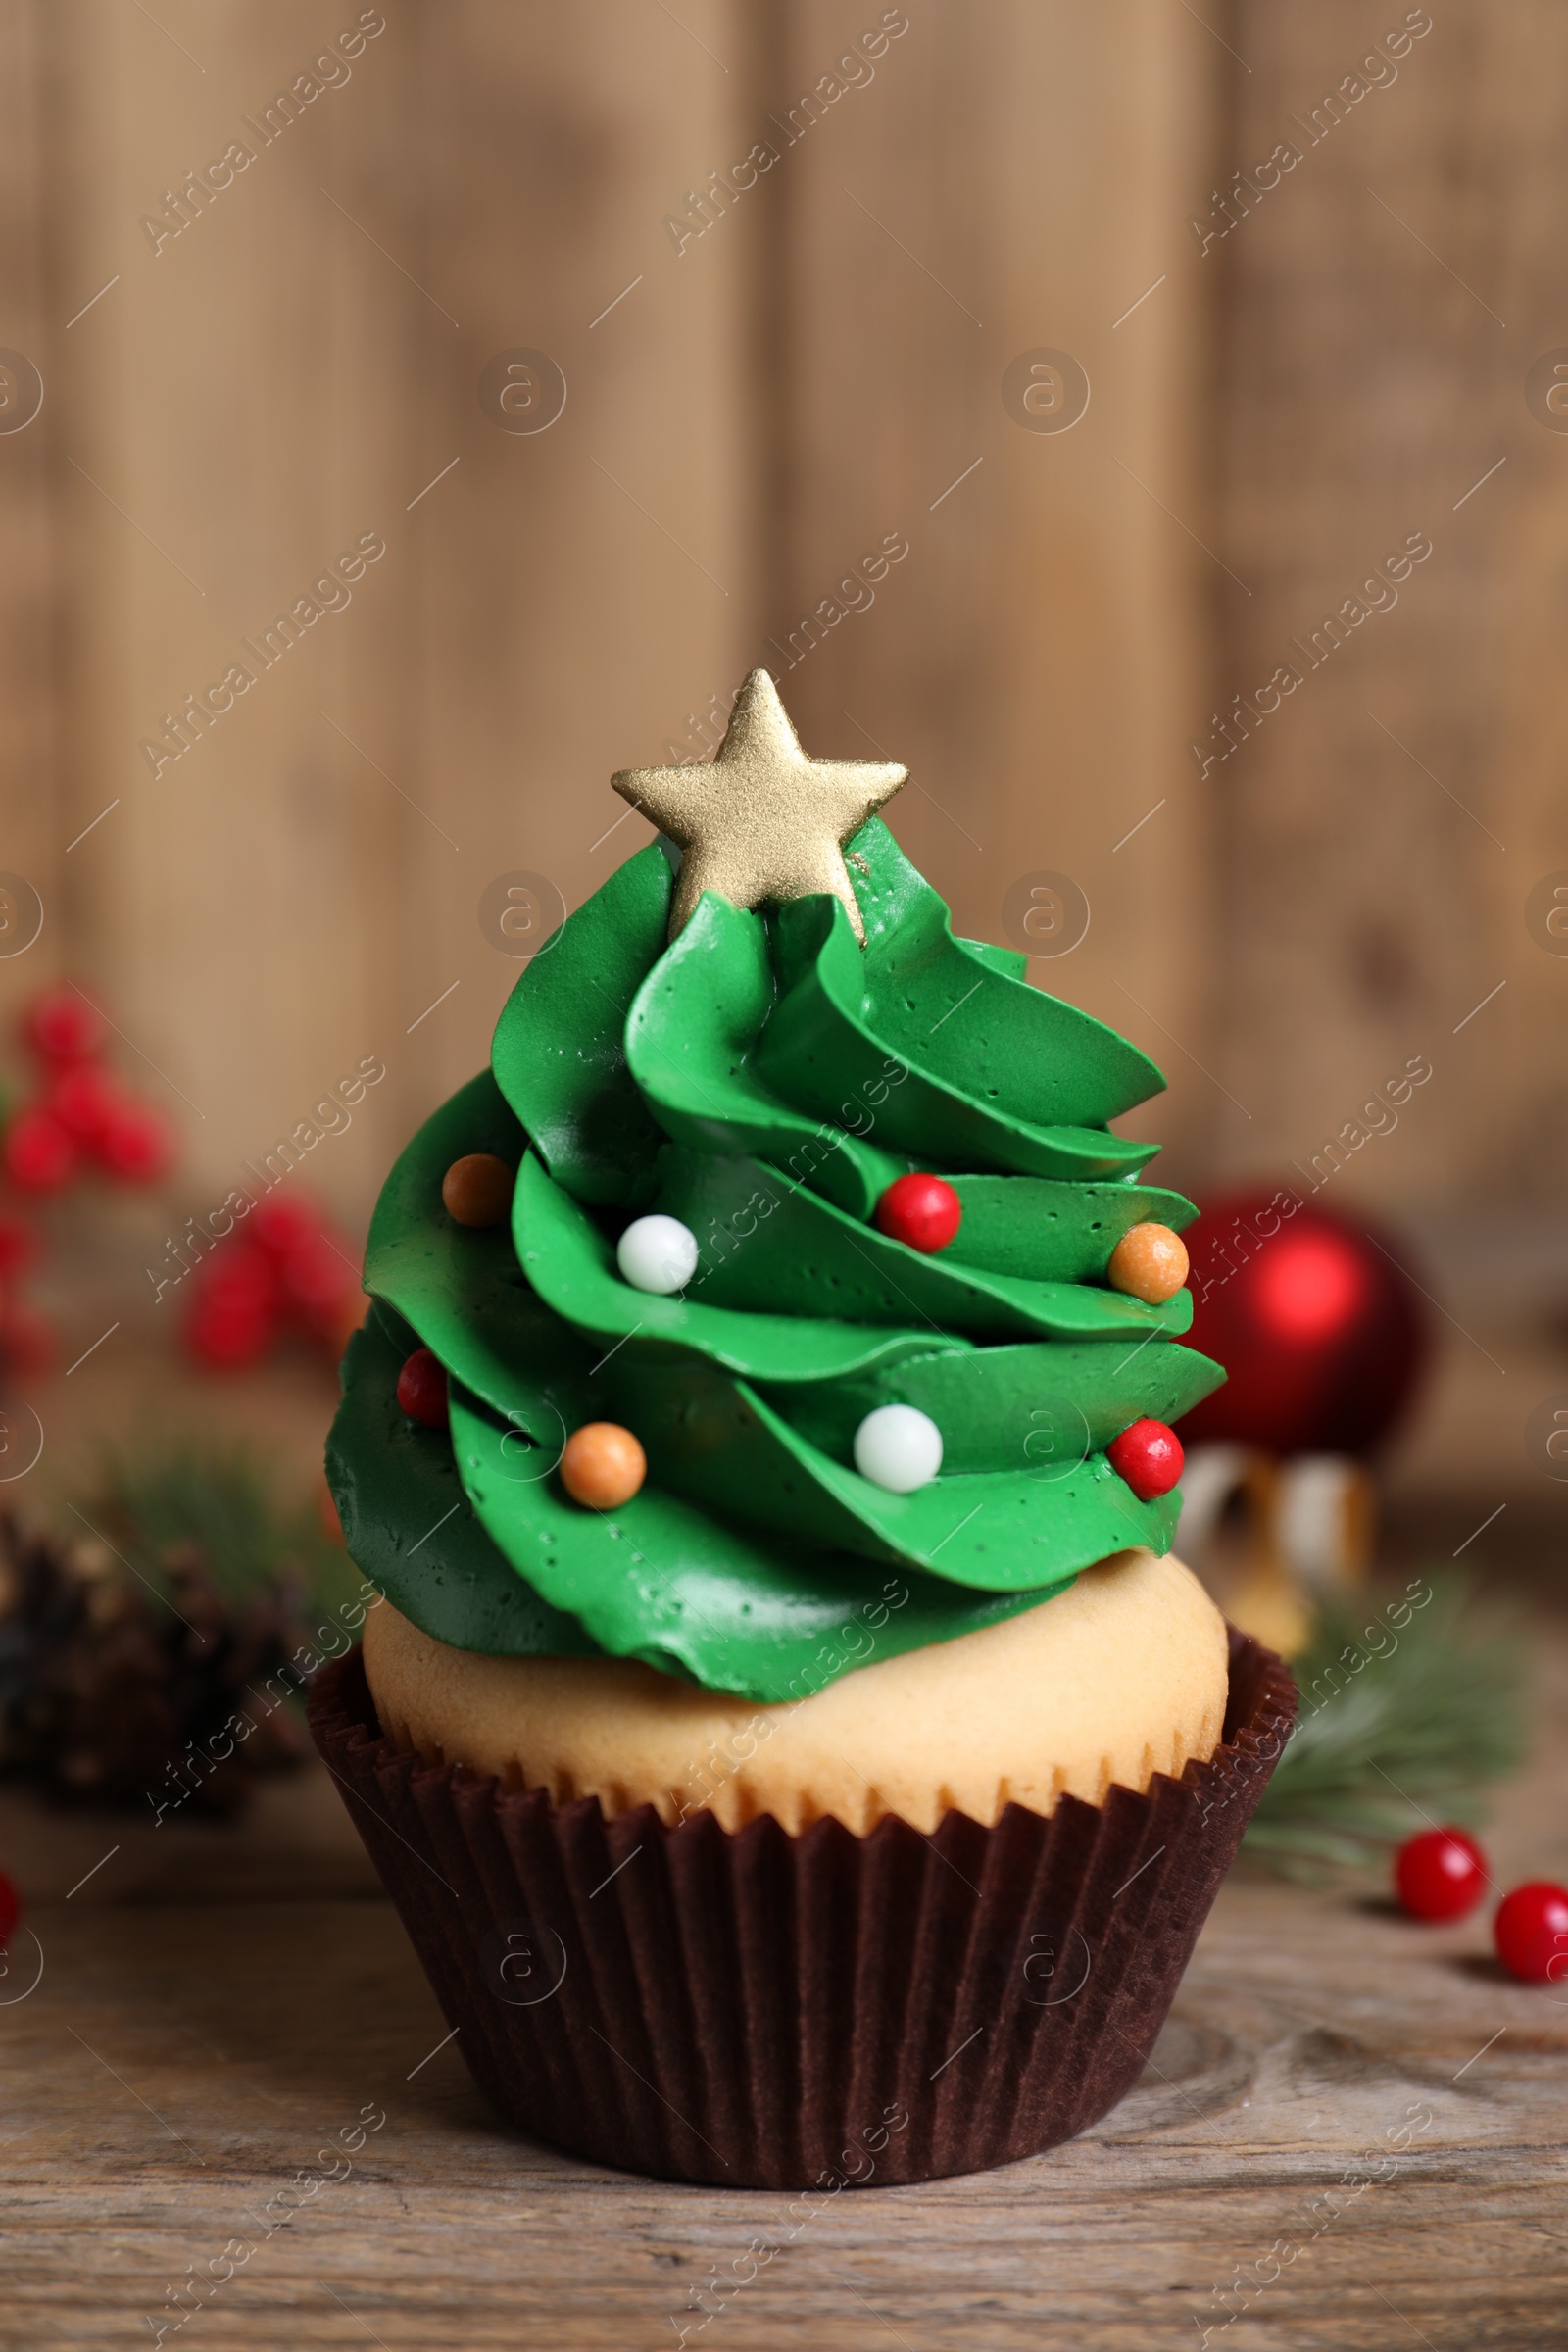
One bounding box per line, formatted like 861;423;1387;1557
1244;1572;1525;1881
71;1441;360;1614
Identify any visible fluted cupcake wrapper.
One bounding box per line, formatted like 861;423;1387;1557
308;1630;1296;2189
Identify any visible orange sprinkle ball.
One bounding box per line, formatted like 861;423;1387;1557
1106;1222;1190;1305
560;1422;647;1510
441;1152;514;1230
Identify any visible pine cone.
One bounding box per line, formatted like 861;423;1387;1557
0;1514;317;1818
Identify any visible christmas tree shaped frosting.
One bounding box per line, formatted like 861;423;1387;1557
327;674;1223;1701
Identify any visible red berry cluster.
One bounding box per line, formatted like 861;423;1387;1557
2;987;173;1193
1395;1828;1568;1984
185;1192;363;1370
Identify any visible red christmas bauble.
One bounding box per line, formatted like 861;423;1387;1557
397;1347;449;1429
3;1106;77;1192
1179;1189;1428;1455
1107;1417;1184;1500
97;1100;172;1183
1494;1882;1568;1984
24;987;103;1065
1395;1827;1488;1923
0;1868;21;1947
874;1173;962;1254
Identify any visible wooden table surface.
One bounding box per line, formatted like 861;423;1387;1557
5;1610;1567;2352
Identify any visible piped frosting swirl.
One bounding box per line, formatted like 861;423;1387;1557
327;818;1223;1700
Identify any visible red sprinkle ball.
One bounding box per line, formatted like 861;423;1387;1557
1494;1881;1568;1984
396;1347;449;1431
1106;1417;1184;1501
1395;1827;1488;1923
874;1173;962;1254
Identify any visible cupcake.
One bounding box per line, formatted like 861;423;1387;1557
312;669;1295;2189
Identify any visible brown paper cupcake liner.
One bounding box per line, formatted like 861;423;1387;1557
308;1628;1296;2189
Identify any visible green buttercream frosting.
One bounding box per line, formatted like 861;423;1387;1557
327;816;1223;1700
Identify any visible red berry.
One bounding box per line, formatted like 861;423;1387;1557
1395;1827;1488;1923
186;1295;274;1367
24;987;103;1064
97;1101;172;1183
1107;1417;1184;1501
397;1347;449;1430
250;1193;323;1258
48;1064;122;1147
185;1245;280;1367
199;1244;280;1315
874;1173;962;1254
0;1870;21;1947
3;1106;77;1192
1494;1882;1568;1984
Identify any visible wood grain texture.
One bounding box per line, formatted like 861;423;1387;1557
1214;0;1568;1210
5;0;1565;1246
2;0;1223;1229
2;1884;1564;2347
38;0;425;1211
4;1601;1566;2350
385;0;754;1133
768;0;1222;1176
0;0;58;1031
23;0;754;1220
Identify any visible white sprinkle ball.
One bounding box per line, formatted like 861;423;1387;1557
853;1403;943;1493
615;1213;699;1295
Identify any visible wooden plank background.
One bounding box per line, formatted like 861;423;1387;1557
0;0;1560;1254
1215;0;1568;1219
0;0;1223;1240
0;1;56;1010
771;0;1221;1182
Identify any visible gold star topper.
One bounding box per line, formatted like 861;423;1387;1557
612;668;906;944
